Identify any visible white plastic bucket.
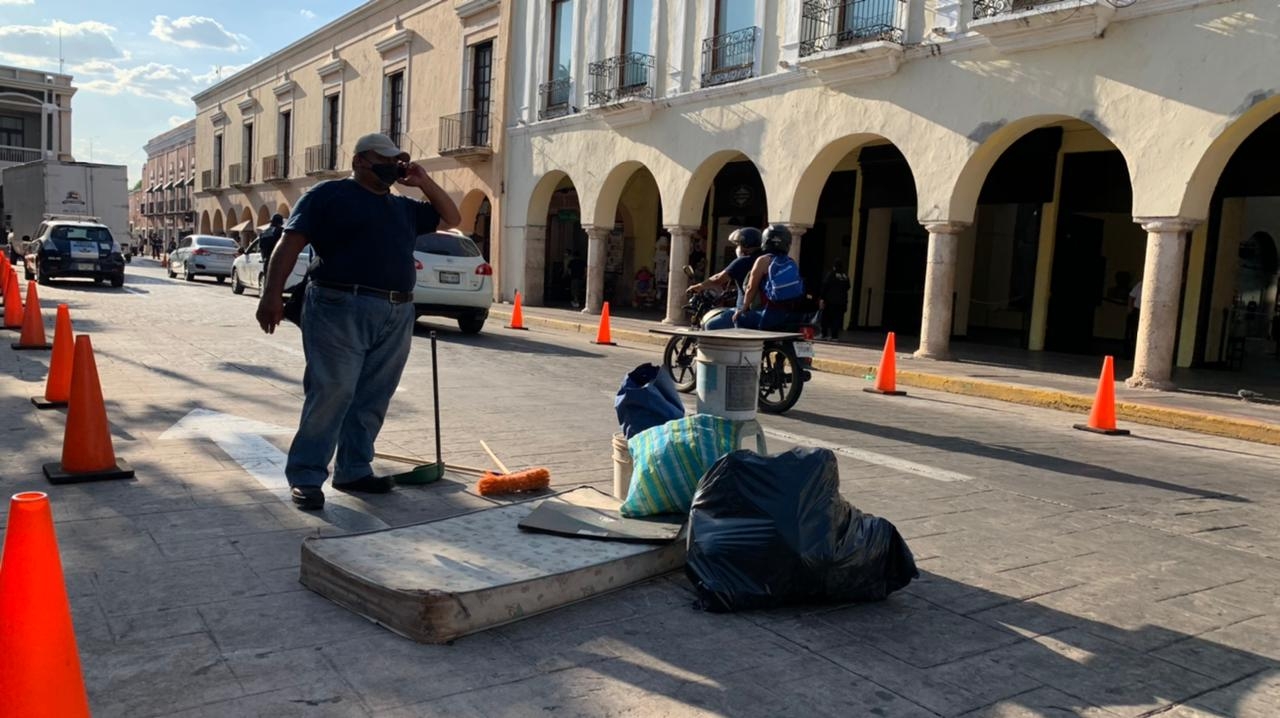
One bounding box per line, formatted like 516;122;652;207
695;337;761;422
612;432;633;500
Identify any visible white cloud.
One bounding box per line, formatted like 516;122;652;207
190;62;251;86
70;58;255;107
0;0;36;6
167;116;188;128
149;15;245;52
300;9;317;20
0;20;127;68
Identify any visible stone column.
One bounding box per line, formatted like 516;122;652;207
664;226;696;324
784;223;809;263
1126;218;1197;390
583;225;610;315
524;225;546;306
914;222;969;360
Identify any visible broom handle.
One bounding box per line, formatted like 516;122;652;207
479;440;511;474
372;451;487;474
431;332;442;467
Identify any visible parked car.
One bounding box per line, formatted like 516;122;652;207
168;235;238;283
412;231;493;334
22;218;126;287
230;238;314;295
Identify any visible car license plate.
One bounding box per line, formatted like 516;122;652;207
73;262;97;272
793;342;814;359
439;271;460;285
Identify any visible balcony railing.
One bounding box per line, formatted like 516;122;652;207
168;200;176;212
702;27;758;87
538;78;573;121
228;163;248;187
973;0;1056;19
588;53;655;106
439;111;492;155
0;145;43;163
201;169;223;192
799;0;907;56
262;154;289;182
305;144;340;175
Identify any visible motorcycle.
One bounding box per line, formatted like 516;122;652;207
662;270;816;414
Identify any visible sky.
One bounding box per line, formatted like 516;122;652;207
0;0;358;185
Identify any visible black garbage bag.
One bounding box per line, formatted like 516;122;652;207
685;447;918;612
614;363;685;439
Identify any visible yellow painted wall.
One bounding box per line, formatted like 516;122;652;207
859;208;892;326
1092;214;1148;341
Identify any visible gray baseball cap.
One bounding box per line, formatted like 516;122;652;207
353;133;409;161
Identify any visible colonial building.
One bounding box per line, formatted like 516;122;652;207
502;0;1280;389
191;0;507;274
0;63;75;229
140;120;197;248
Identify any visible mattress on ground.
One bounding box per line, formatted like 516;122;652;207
299;486;687;644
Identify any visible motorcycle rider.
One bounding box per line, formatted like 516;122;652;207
686;227;762;330
734;224;807;330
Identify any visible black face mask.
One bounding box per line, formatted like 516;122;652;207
367;161;402;186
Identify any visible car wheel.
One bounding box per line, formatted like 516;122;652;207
110;273;124;288
457;315;486;335
36;260;51;286
167;264;176;279
184;264;195;282
231;270;245;295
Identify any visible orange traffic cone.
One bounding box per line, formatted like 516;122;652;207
0;491;92;718
43;335;135;484
592;301;617;346
864;332;906;396
506;290;528;330
33;304;74;409
12;281;51;350
2;270;22;329
1074;355;1130;436
0;255;9;303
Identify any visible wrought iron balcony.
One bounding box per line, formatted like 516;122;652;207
588;53;655;106
262;154;290;182
800;0;906;57
228;162;250;187
439;111;492;157
305;144;341;175
702;27;758;87
538;77;573;121
973;0;1058;19
200;169;223;193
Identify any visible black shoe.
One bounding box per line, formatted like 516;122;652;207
333;475;395;494
291;486;325;510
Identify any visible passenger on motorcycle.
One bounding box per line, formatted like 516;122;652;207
686;227;762;330
734;224;807;330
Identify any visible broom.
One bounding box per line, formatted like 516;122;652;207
476;440;551;496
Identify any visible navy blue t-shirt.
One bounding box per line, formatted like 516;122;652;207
723;255;755;292
285;178;440;292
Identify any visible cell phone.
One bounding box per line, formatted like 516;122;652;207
396;163;409;179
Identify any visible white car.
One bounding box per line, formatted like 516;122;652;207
168;235;238;283
413;231;493;334
230;238;313;295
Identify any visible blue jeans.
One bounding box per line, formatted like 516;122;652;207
285;285;415;488
734;304;798;331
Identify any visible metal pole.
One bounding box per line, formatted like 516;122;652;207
431;331;442;466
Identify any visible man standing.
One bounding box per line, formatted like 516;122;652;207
259;213;284;270
255;133;460;510
564;249;586;308
818;261;851;340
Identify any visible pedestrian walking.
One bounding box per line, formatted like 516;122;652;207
255;133;460;510
259;213;284;270
818;261;851;340
165;238;177;264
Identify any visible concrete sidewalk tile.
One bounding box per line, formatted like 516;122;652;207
83;633;244;718
197;592;375;654
1186;671;1280;717
221;645;349;696
742;654;938;717
134;504;291;545
94;553;272;616
956;686;1124;717
166;682;370;718
821;594;1020;669
106;605;208;644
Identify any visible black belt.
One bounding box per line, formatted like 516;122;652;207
310;280;414;305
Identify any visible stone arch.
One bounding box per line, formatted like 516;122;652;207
199;211;211;234
456;189;489;234
1180;95;1280;221
526;170;572;226
211;209;224;234
676;150;764;228
948;115;1131;225
587;161;667;230
256;205;270;227
276;202;290;218
240;207;254;226
789;133;916;227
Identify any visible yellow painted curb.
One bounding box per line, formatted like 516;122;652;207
490;309;1280;446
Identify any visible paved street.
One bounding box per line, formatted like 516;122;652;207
2;260;1279;717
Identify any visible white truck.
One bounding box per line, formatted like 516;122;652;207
2;160;131;261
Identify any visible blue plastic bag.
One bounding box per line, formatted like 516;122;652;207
614;363;685;439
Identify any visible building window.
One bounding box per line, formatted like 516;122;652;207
242;122;254;182
715;0;754;36
623;0;653;56
543;0;574;117
382;71;404;146
1;116;24;147
279;109;292;177
212;133;223;186
471;41;493;146
324;93;341;170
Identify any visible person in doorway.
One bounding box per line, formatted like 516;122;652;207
734;225;806;331
688;232;707;280
818;261;852;340
687;227;763;330
254;133;460;511
563;250;586;308
1126;277;1143;358
653;233;670;305
259;213;284;270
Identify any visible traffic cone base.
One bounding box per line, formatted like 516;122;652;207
30;395;68;409
1073;355;1129;437
1072;423;1130;436
863;386;906;396
591;301;617;346
505;289;528;330
43;458;134;485
12;340;52;350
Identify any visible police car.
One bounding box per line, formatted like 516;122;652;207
23;217;126;288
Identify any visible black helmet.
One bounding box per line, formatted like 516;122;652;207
270;213;285;226
762;224;792;255
727;227;762;251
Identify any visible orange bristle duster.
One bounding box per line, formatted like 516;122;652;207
476;467;551;496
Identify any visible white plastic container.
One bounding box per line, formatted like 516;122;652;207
612;432;633;500
695;337;762;421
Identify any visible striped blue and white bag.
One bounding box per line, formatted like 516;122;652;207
620;414;741;518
